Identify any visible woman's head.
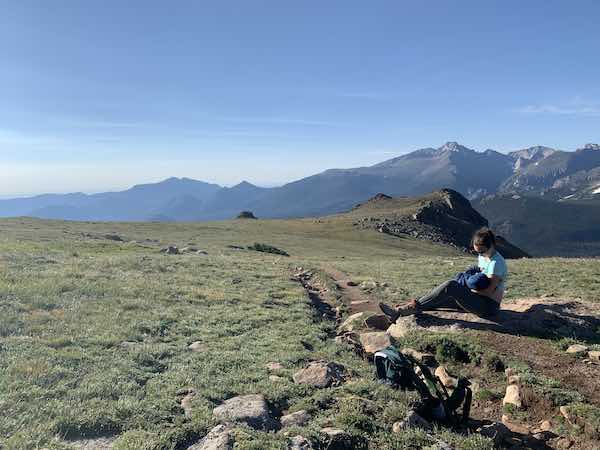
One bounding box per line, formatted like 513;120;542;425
471;227;496;255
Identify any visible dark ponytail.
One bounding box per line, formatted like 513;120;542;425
471;227;496;249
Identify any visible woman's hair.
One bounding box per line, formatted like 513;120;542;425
471;227;496;249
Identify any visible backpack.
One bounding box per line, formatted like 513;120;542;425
374;346;472;428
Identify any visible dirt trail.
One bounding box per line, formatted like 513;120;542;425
322;265;380;314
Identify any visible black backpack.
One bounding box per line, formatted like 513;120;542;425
374;346;472;428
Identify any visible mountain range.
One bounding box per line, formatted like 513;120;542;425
2;141;600;256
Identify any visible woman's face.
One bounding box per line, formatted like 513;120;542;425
473;243;491;256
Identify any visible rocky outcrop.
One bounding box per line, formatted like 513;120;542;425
212;394;277;430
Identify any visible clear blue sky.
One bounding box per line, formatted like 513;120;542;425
2;0;599;196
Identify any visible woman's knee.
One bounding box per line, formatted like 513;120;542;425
441;279;460;291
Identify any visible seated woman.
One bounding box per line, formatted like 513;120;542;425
379;227;508;321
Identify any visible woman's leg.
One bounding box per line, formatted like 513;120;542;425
417;279;499;317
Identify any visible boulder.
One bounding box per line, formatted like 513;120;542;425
187;424;233;450
392;410;432;432
359;332;392;355
212;394;277;430
319;428;350;446
293;361;345;388
288;435;313;450
503;384;523;409
281;410;311;428
566;344;589;355
364;314;392;331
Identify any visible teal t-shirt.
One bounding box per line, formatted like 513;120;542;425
478;251;508;292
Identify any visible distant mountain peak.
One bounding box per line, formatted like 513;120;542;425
583;143;600;151
438;141;472;153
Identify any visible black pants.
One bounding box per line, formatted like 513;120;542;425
416;279;500;317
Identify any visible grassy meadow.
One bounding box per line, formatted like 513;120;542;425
0;216;598;449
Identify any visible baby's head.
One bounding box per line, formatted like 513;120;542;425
466;272;490;290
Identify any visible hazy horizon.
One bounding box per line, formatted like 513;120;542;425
2;1;599;197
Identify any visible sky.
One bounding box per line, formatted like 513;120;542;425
1;0;600;197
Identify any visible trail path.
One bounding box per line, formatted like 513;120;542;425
322;265;379;314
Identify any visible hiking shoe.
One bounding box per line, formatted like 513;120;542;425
379;302;401;322
396;299;420;317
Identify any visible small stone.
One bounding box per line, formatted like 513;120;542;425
540;420;552;431
319;427;349;441
293;361;345;388
589;350;600;363
281;410;311;428
187;424;233;450
212;394;277;430
559;405;572;422
503;384;523;409
346;280;358;287
363;314;392;331
188;341;207;352
435;366;458;389
266;362;284;371
359;280;378;290
269;375;285;382
566;344;589;355
504;368;517;378
161;245;180;254
359;332;392;355
181;391;196;417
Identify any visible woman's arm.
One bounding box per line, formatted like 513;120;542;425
471;274;501;297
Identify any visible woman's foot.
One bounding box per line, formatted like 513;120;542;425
378;299;420;322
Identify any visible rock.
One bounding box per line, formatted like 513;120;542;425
346;280;358;287
161;245;180;255
181;246;199;253
505;368;517;378
559;405;572;423
266;362;284;371
281;410;311;428
188;341;207;352
501;415;530;434
478;422;512;445
293;361;345;388
269;375;285;382
338;312;367;333
212;394;277;430
401;348;437;366
386;316;419;338
540;420;552;431
359;280;378;290
392;410;432;432
359;332;392;355
589;350;600;363
503;384;523;409
181;391;196;417
507;375;521;385
237;211;257;219
566;344;589;355
187;424;233;450
288;435;313;450
363;314;392;331
435;366;458;389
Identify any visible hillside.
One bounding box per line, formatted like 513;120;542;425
474;194;600;257
0;217;599;450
